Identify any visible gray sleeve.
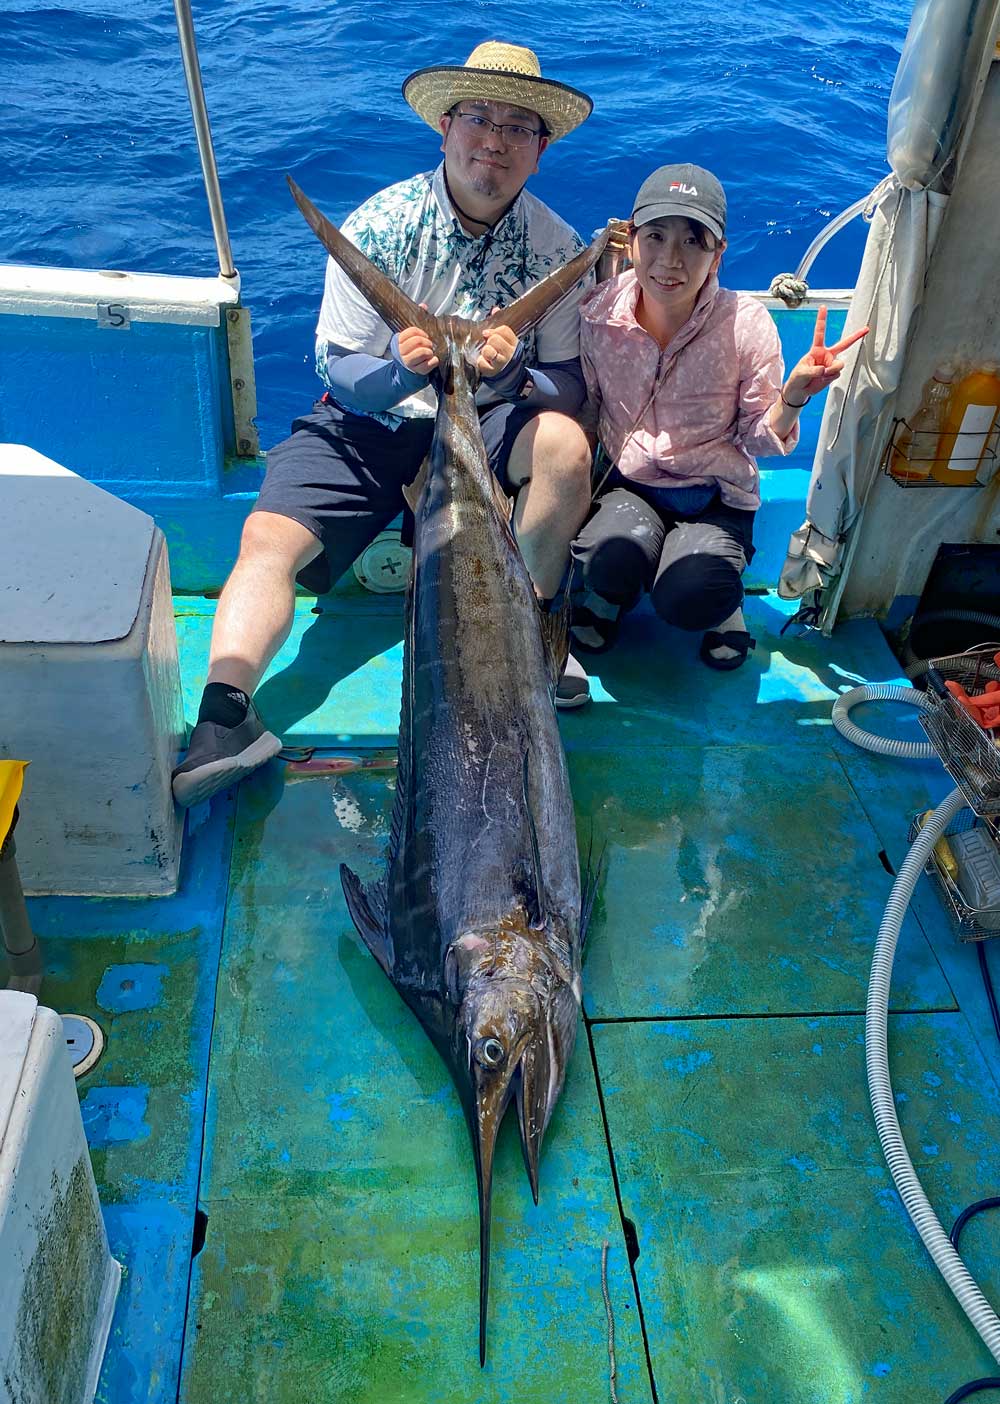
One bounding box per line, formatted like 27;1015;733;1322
517;359;587;414
319;336;429;413
482;346;586;415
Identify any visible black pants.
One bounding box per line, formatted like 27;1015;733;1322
570;475;756;632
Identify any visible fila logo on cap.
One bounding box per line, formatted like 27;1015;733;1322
669;182;698;195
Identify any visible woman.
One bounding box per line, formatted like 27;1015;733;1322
568;162;866;670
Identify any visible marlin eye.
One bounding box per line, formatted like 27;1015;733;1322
477;1037;506;1069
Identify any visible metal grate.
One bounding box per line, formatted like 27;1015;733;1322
880;417;997;486
909;808;1000;942
919;644;1000;815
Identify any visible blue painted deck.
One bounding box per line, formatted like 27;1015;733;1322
24;581;1000;1401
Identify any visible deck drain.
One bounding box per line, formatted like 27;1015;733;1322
61;1014;105;1078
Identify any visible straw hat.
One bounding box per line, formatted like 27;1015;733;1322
402;41;592;143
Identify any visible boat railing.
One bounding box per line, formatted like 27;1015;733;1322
770;0;1000;310
172;0;236;284
768;176;898;308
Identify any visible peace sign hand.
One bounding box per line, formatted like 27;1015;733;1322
784;306;870;404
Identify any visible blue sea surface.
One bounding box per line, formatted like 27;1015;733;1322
2;0;912;448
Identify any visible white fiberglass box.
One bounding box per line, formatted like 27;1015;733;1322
0;444;184;895
0;992;121;1403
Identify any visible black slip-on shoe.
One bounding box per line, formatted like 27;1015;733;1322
171;703;282;808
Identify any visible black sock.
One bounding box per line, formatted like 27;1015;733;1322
198;683;250;728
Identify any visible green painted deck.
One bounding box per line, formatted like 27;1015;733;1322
28;583;1000;1401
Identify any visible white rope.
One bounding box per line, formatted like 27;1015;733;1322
769;272;810;308
601;1239;620;1403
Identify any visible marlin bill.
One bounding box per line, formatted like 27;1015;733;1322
287;175;607;1363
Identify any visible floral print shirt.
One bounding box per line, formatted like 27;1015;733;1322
315;163;589;423
580;269;798;510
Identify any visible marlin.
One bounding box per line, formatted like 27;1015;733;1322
288;176;607;1363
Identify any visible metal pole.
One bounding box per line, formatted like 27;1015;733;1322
172;0;237;281
0;836;42;995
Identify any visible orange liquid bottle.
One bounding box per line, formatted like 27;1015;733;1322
932;363;1000;485
889;364;957;481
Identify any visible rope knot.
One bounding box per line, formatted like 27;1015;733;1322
769;273;809;308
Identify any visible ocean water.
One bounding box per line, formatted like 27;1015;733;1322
2;0;913;448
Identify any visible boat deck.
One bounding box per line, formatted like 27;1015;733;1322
31;583;1000;1402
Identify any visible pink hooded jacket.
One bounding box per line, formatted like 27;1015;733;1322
580;269;798;510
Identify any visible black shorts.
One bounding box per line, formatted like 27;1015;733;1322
254;395;543;592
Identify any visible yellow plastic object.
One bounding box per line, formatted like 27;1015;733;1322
933;364;1000;485
917;808;959;881
0;760;28;848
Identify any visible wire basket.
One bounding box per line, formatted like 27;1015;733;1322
908;808;1000;941
880;418;998;486
919;644;1000;815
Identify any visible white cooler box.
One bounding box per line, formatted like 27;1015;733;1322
0;991;121;1403
0;444;184;895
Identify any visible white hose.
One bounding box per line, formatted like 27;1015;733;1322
867;786;1000;1363
832;682;936;758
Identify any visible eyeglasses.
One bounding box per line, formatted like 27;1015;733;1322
451;110;543;148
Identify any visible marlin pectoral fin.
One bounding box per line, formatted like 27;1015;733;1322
515;982;579;1203
520;749;547;930
340;863;392;974
479;224;612;341
287;176;441;345
514;1045;545;1206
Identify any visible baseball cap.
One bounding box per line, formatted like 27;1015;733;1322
631;163;727;242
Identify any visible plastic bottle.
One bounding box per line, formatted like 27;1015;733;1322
932;362;1000;486
888;364;957;482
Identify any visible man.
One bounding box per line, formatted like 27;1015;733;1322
172;41;597;809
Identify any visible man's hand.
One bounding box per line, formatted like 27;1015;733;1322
476;323;519;379
784;306;870;403
396;325;439;376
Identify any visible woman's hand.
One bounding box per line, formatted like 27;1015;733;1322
476;322;519;378
396;324;439;376
784;306;870;404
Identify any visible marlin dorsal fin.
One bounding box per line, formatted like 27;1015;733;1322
287;176;441;345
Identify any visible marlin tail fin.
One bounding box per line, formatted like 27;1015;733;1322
478;225;612;339
289;174;611;354
287;176;440;344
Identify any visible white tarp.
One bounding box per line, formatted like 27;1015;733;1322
777;0;1000;608
777;181;947;600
